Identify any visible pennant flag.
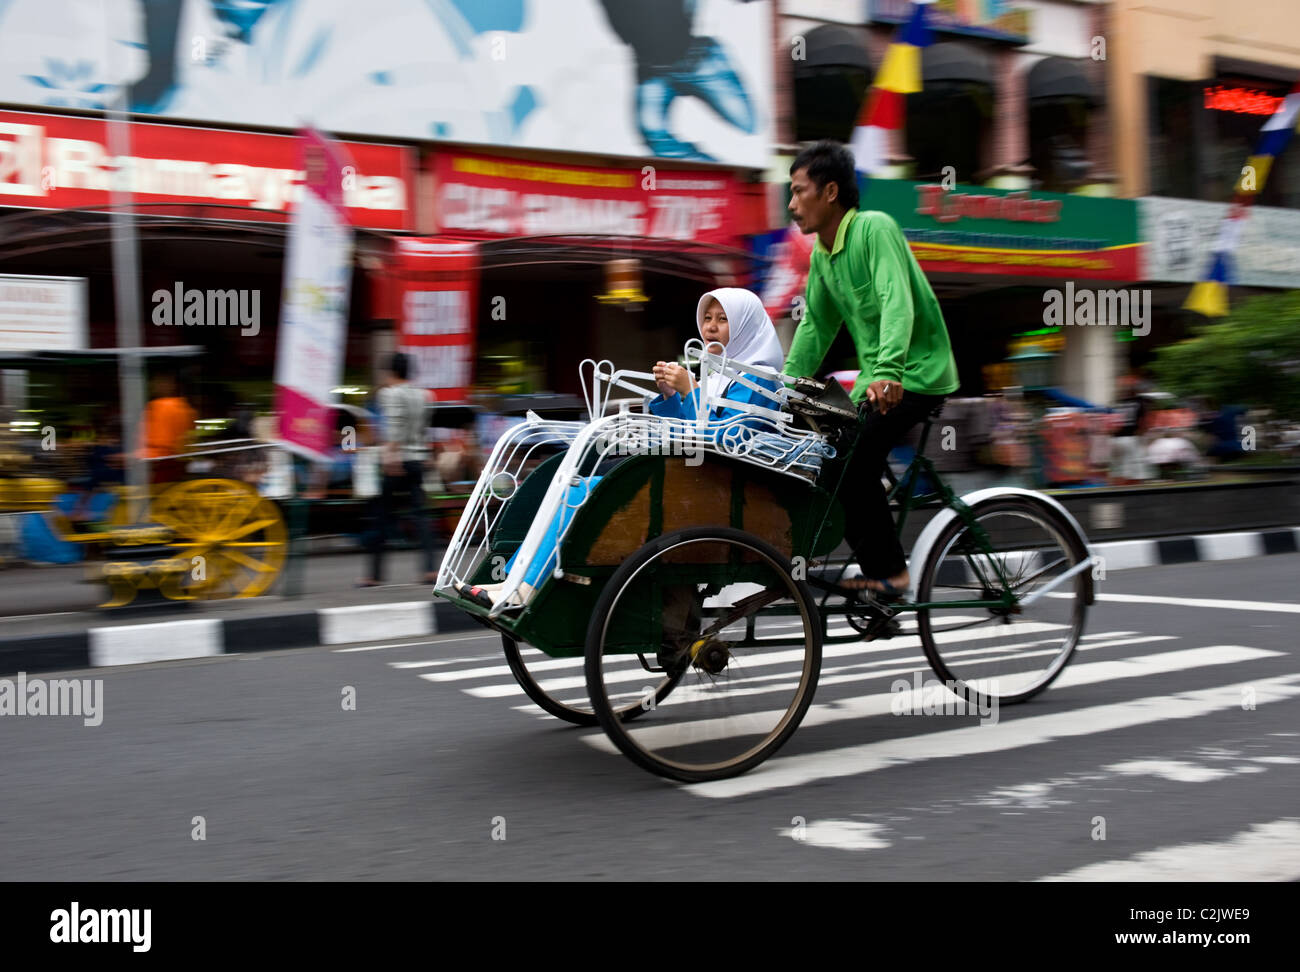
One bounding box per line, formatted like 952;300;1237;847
1185;80;1300;316
850;1;932;176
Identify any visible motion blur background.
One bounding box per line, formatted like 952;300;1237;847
2;0;1299;606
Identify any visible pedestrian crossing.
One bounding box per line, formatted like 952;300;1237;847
393;621;1294;785
378;614;1300;877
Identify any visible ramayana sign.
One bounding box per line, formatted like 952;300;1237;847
0;110;413;230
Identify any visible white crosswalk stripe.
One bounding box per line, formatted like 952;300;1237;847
1036;818;1300;881
385;619;1298;876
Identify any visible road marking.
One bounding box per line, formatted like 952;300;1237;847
587;645;1281;757
1036;818;1300;881
512;634;1175;717
435;620;1075;691
1093;592;1300;613
335;641;435;653
466;631;1166;701
681;673;1300;799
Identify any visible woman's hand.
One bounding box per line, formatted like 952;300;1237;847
653;361;694;397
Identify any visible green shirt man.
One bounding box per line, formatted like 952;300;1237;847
785;209;959;402
783;141;960;599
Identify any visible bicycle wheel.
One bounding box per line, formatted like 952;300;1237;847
585;526;822;783
503;634;679;727
917;496;1089;707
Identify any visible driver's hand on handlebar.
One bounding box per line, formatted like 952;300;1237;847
865;379;903;415
653;360;694;398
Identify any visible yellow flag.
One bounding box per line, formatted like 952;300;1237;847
1183;280;1228;317
874;43;922;95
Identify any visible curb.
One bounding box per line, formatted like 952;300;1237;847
1;525;1297;677
0;601;483;676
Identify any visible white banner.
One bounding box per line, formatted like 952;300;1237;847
1140;196;1300;288
0;275;86;352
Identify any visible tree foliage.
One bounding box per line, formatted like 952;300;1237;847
1150;291;1300;420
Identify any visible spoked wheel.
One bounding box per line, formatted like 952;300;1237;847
502;634;680;727
585;526;821;783
917;497;1090;708
151;479;287;599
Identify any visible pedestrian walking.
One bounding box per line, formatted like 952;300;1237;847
358;353;435;587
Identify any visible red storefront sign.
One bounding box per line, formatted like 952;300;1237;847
0;110;413;230
392;239;480;403
432;150;749;244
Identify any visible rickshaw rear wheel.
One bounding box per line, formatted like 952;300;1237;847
585;526;822;783
502;634;681;727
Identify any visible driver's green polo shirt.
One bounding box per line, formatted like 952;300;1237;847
784;208;960;403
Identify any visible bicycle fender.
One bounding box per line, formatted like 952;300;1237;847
907;487;1097;606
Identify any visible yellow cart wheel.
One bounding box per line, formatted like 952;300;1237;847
150;479;288;600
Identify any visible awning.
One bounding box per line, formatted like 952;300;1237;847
1028;57;1098;105
922;42;994;86
793;25;872;74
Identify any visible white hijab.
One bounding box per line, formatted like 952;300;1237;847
695;288;785;407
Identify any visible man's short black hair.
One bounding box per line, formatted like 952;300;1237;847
790;140;860;210
389;351;410;380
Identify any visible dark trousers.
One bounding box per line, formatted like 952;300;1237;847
369;460;434;582
840;391;948;580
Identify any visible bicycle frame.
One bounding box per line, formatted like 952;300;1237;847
810;410;1020;640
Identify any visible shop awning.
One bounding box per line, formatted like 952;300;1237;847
922;42;994;86
793;25;872;73
1028;57;1098;105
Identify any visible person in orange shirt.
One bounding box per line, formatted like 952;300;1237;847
140;373;197;483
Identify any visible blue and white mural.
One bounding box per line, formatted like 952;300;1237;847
0;0;771;166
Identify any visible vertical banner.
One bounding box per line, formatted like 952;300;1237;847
274;129;355;460
393;239;481;403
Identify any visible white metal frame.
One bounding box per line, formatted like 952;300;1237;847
435;346;839;616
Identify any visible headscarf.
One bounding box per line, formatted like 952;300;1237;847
694;288;785;408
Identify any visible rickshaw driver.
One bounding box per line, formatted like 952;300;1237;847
783;141;960;600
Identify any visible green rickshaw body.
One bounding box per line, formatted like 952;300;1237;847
435;451;845;658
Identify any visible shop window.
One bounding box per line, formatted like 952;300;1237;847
906;81;992;181
1149;74;1299;207
792;25;873;143
1028;99;1091;191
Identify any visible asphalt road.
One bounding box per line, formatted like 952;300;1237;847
2;554;1298;881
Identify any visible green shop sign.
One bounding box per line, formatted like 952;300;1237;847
859;179;1141;281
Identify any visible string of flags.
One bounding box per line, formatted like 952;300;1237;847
1184;80;1300;317
850;0;933;176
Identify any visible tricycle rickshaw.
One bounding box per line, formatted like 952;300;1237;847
434;343;1097;783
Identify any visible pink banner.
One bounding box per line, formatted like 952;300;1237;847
273;129;355;462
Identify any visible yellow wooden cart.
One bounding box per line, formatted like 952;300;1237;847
0;348;287;607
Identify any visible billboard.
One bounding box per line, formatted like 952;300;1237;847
0;0;772;169
0;275;87;352
432;151;745;243
0;110;413;231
